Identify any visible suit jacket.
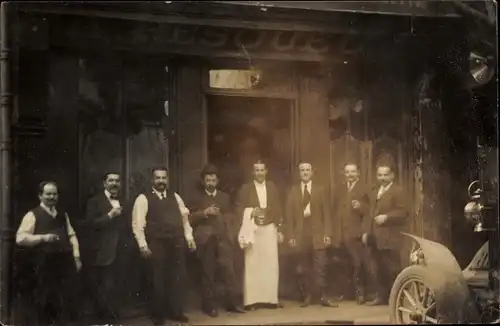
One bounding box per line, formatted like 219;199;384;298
187;189;234;245
363;183;408;250
285;182;332;250
236;181;283;230
84;192;125;267
333;181;370;244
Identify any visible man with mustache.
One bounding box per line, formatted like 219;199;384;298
187;164;245;317
236;160;284;310
362;159;408;306
84;172;125;324
132;167;196;325
16;181;82;325
333;163;370;304
285;162;337;308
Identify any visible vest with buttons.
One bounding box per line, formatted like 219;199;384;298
32;206;72;253
144;191;184;239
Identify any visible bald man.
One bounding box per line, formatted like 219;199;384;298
285;162;337;307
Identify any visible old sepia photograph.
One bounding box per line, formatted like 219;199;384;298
0;1;498;325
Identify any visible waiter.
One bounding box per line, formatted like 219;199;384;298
84;172;125;323
362;158;408;305
16;181;82;325
236;160;284;310
132;167;196;325
187;164;245;317
284;162;337;307
334;163;370;304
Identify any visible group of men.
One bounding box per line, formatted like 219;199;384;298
15;158;408;326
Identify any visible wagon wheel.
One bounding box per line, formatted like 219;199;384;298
390;266;439;324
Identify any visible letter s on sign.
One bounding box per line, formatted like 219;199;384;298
199;27;229;48
302;34;329;54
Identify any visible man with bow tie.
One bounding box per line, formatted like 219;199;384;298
333;163;370;304
187;164;245;317
285;162;337;308
362;160;408;306
16;181;82;325
84;172;125;324
132;167;196;325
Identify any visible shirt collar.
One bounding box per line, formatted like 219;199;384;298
152;187;166;198
104;189;118;200
254;180;266;187
380;182;393;191
205;189;217;197
301;180;312;190
348;179;359;188
40;202;57;216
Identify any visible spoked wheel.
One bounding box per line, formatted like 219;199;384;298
390;266;439;324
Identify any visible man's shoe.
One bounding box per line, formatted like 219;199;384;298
152;318;164;326
244;304;257;311
170;314;189;323
320;297;339;308
365;295;383;306
356;295;366;305
226;305;245;313
300;295;312;308
204;309;219;318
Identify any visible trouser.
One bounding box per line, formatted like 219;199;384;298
296;217;328;301
88;264;117;322
365;245;402;299
197;235;238;310
148;235;187;322
33;252;77;326
344;237;368;298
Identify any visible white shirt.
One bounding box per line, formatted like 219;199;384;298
377;182;393;199
132;188;193;249
347;179;359;192
16;202;80;259
104;189;121;209
205;189;217;197
301;180;312;217
253;180;267;208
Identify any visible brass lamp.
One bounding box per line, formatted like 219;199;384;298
464;180;487;232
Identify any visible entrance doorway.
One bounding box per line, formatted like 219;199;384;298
205;95;294;204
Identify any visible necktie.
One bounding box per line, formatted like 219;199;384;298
160;193;166;200
303;184;311;209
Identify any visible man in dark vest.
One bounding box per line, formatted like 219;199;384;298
131;167;196;325
16;181;82;325
333;163;370;304
284;162;337;308
362;159;408;305
187;164;245;317
84;172;125;324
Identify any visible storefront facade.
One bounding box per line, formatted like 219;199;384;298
1;1;471;322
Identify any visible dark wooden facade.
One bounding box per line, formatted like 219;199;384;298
2;1;475;322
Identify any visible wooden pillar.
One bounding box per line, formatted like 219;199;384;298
175;63;204;196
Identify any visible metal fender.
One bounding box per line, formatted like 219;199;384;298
401;233;481;323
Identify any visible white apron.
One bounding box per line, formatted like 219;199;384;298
238;183;279;306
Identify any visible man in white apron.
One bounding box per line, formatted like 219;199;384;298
237;160;284;310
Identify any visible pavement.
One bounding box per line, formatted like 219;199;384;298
121;301;390;326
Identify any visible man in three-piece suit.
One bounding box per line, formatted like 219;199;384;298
187;164;245;317
334;163;370;304
362;162;408;306
84;172;125;323
236;160;284;310
285;162;337;308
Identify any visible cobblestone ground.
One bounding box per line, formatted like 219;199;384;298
122;301;389;326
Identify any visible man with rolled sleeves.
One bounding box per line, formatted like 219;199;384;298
187;164;245;317
16;181;82;325
285;162;338;308
362;159;408;306
132;167;196;325
334;163;370;304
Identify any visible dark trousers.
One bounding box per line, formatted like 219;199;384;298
343;237;369;298
365;245;402;299
33;252;77;326
88;264;117;322
148;235;187;322
296;217;328;301
197;235;238;310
